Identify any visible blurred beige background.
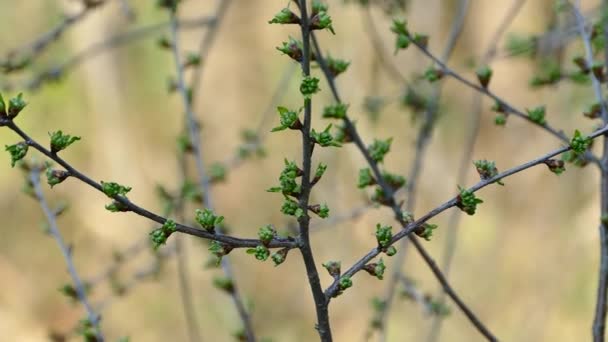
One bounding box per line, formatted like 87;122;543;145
0;0;605;341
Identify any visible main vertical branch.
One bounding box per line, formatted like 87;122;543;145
296;1;332;341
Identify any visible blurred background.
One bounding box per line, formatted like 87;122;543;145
0;0;605;341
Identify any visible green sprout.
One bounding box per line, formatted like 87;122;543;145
570;129;592;157
364;258;386;280
268;8;299;24
401;88;428;113
5;142;28;167
7;93;27;118
371;186;391;206
281;197;305;218
314;162;328;181
209;163;227;183
494;113;507;126
456;186;483;215
195;208;224;232
213;276;235;293
424;67;444;82
583;103;601;119
338;276;353;292
59;283;89;301
505;33;536;57
529;59;561;87
400;211;414;224
258;225;275;245
184;52;201;67
149;219;177;249
311;124;342;147
412;33;429;48
75;318;100;341
46;168;69;187
473;159;504;185
333;122;352;143
322;103;348;119
358;168;375;188
326;55;350;76
105;201;128;212
311;11;335;34
390;19;410;52
382;171;406;190
476;65;493;88
181;180;203;203
271;106;301;132
310;203;330;218
375;224;393;247
312;0;328;14
101;181;132;197
416;222;438;241
0;94;5;116
544;159;566;175
276;37;304;62
246;245;270;261
268;159;301;195
271;248;289;266
368;138;393;163
49;130;81;153
323;260;341;277
300;76;320;98
209;241;232;264
526;106;546;125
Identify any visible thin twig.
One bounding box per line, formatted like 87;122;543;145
408;35;569;141
428;2;527;341
327;124;608;292
405;27;602;167
190;0;233;108
361;5;409;85
571;1;608;121
80;62;299;307
327;124;608;341
118;0;136;21
21;16;215;91
1;2;108;73
2;119;296;249
94;245;176;313
170;2;257;340
571;1;608;340
30;168;104;341
311;17;497;342
377;1;471;340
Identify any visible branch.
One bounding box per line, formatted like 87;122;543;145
310;28;497;341
1;119;296;249
20;16;215;91
405;29;598;152
171;0;255;342
571;1;608;340
30;168;104;341
327;124;608;294
293;1;333;341
190;0;233;108
428;1;527;341
1;2;107;73
376;0;471;340
361;5;409;85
